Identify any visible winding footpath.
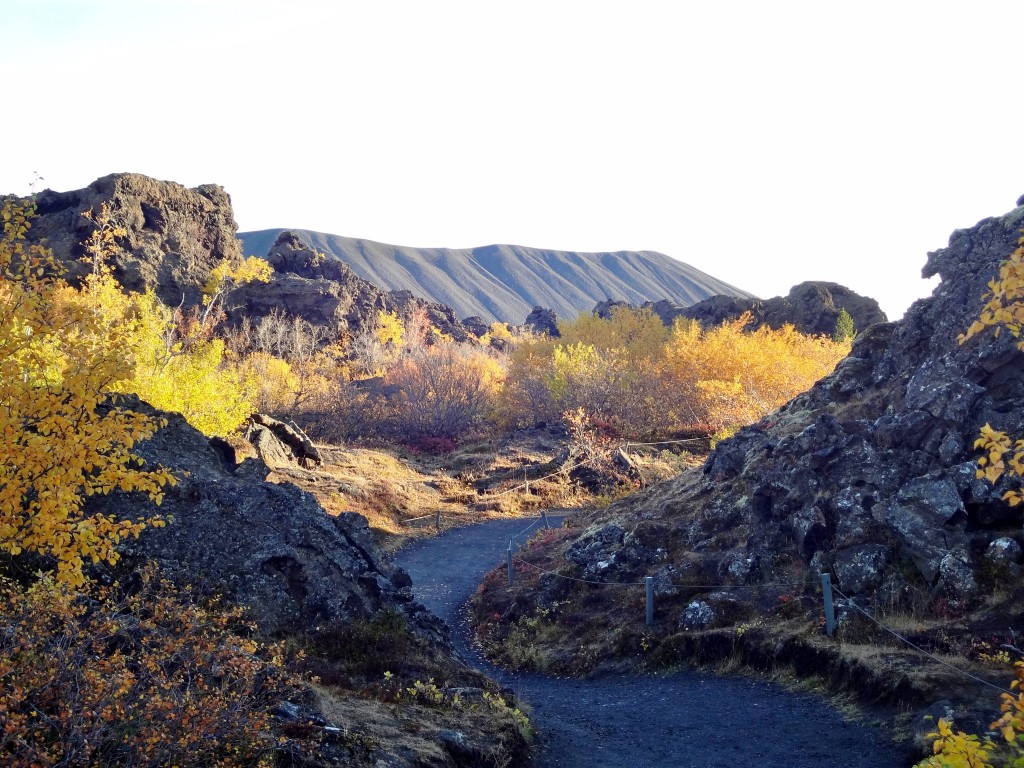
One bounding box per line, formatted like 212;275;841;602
395;518;910;768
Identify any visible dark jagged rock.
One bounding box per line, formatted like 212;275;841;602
246;413;323;469
461;316;491;338
90;397;445;642
21;176;476;343
27;173;243;309
237;230;474;342
675;281;887;336
563;196;1024;607
523;306;560;337
593;299;632;319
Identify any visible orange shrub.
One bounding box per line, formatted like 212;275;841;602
0;567;289;767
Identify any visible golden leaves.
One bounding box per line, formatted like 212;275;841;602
0;198;173;586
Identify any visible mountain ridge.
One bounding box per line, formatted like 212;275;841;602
239;228;755;324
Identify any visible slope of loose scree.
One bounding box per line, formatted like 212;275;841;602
471;197;1024;752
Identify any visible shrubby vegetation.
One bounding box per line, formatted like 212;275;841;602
497;306;851;442
0;199;299;765
0;568;290;767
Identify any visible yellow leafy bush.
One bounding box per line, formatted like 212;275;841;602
663;312;851;434
0;199;173;586
500;306;849;439
914;661;1024;768
961;233;1024;504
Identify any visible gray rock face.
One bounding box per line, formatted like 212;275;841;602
561;196;1024;611
565;525;626;579
23;176;475;345
680;600;714;630
834;545;892;595
90;398;444;641
986;537;1022;565
28;173;243;309
675;281;887;337
523;306;560;337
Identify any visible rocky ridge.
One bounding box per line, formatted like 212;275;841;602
22;174;476;342
473;198;1024;721
559;202;1024;605
593;281;887;337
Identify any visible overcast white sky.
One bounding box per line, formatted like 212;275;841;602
4;1;1023;320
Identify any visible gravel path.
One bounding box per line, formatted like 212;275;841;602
395;517;911;768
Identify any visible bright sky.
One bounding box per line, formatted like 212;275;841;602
4;1;1024;320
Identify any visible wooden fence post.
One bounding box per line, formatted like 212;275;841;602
820;573;836;636
508;540;514;586
645;576;654;626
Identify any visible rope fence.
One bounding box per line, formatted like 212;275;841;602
827;581;1014;696
407;504;1014;695
503;536;1024;696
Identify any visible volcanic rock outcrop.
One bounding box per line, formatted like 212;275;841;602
637;281;887;337
88;397;443;641
22;174;475;342
27;173;242;309
237;231;474;341
567;199;1024;610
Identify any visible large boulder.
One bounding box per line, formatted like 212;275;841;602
28;173;242;309
676;281;887;336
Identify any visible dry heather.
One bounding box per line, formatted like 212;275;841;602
243;427;700;552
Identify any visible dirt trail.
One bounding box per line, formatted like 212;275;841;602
395;517;911;768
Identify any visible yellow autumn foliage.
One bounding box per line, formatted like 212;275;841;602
500;306;850;439
663;312;851;433
0;198;173;586
961;232;1024;505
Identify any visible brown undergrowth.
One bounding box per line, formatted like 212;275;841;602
250;427;697;552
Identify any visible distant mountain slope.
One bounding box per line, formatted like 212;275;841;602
238;229;754;324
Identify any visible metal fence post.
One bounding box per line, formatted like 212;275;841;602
435;511;441;531
820;573;836;636
508;540;514;586
645;576;654;626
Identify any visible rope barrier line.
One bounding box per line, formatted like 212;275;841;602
512;556;646;587
621;438;704;449
402;513;435;523
510;554;805;592
511;517;541;541
830;584;1014;696
491;458;589;497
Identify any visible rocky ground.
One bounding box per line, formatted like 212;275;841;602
398;517;907;767
84;401;535;767
468;197;1024;749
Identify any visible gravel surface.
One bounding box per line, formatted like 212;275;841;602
395;517;911;768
